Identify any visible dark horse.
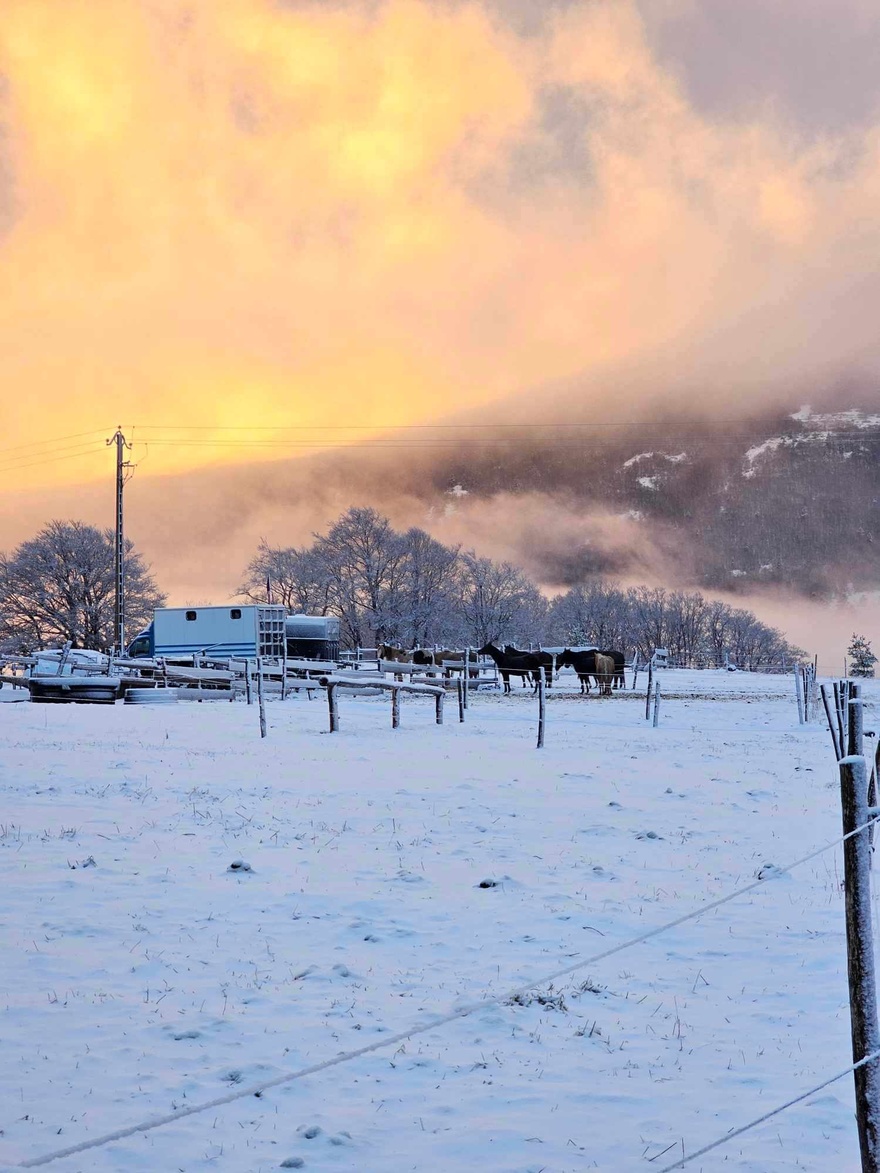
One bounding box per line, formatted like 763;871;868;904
477;642;543;694
558;648;625;693
505;645;554;687
558;648;598;694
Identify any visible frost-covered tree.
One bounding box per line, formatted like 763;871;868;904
238;540;332;615
0;520;165;651
312;507;410;648
397;528;460;648
453;552;546;646
847;633;877;678
238;505;804;663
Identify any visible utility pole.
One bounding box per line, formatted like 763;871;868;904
107;427;132;656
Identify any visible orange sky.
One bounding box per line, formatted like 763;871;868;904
3;0;880;495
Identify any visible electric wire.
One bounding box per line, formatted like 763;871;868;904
17;811;880;1169
656;1048;880;1172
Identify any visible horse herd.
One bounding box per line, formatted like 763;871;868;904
379;642;626;696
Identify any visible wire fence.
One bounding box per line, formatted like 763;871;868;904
16;805;880;1170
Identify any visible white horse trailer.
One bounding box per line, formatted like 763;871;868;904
127;605;287;661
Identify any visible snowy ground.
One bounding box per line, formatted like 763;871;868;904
0;671;877;1173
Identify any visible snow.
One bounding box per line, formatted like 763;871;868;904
637;475;659;490
790;406;880;430
623;451;654;468
623;452;686;470
0;672;878;1172
743;436;788;475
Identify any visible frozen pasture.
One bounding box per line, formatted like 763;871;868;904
0;670;877;1172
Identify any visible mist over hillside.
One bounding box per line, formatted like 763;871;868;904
409;403;880;599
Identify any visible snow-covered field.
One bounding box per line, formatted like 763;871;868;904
1;671;877;1173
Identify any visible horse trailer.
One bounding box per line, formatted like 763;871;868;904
285;614;340;661
126;605;287;661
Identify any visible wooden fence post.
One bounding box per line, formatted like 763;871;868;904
794;664;805;724
327;683;339;732
836;682;847;756
457;677;465;723
435;691;444;725
821;684;843;761
839;753;880;1172
631;649;639;691
849;683;864;757
463;647;470;710
256;657;267;739
392;686;401;729
244;659;252;706
645;662;653;721
536;675;546;749
652;681;661;728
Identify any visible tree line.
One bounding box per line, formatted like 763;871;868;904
240;507;804;668
0;511;804;667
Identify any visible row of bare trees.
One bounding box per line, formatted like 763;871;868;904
239;508;546;650
240;507;803;667
0;509;803;667
549;582;803;668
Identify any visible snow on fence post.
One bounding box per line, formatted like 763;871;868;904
244;660;252;706
794;664;805;725
652;681;661;728
327;682;339;732
536;674;546;749
631;649;639;691
849;683;865;758
391;686;401;729
457;677;465;723
435;690;444;725
463;647;470;710
645;661;654;721
256;657;267;739
838;753;880;1172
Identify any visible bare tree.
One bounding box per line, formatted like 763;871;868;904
398;528;460;648
547;581;631;649
0;520;165;651
313;507;409;648
238;540;332;614
453;552;545;646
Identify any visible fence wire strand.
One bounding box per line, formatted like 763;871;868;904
657;1048;880;1172
15;811;880;1169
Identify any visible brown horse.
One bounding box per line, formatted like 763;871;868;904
594;652;615;696
379;644;413;663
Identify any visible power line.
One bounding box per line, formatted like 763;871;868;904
0;443;108;477
133;420;880;435
0;428;111;457
117;435;880;451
